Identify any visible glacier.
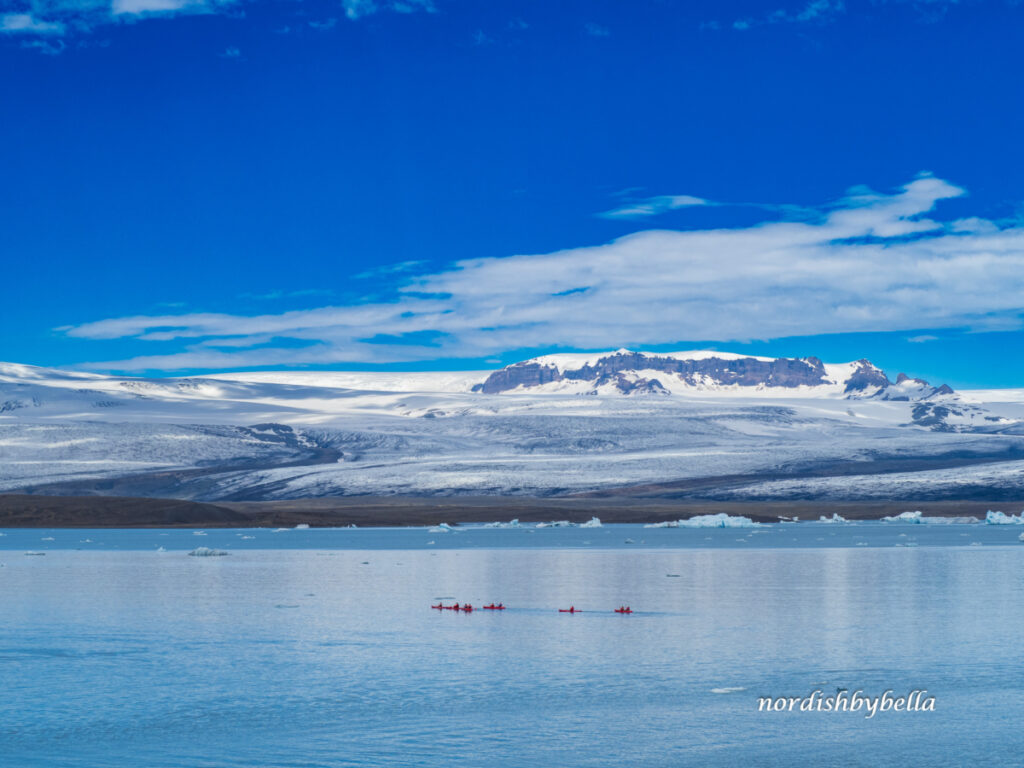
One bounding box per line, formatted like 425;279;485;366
3;353;1024;502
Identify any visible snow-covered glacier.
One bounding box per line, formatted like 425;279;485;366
3;351;1024;501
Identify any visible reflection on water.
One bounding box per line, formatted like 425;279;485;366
2;544;1023;766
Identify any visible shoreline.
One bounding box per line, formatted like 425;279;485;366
1;493;1021;528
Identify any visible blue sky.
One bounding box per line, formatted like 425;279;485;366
2;0;1024;387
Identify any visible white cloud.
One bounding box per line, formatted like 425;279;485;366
342;0;434;20
64;174;1024;372
907;334;939;343
3;0;436;47
584;22;609;37
599;195;709;219
112;0;199;15
1;13;64;33
731;0;845;31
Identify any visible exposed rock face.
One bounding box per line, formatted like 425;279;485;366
474;352;833;395
843;359;891;393
473;350;955;401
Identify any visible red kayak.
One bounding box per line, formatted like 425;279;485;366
431;604;444;610
461;604;473;613
443;603;460;611
614;606;633;614
483;604;505;610
559;606;580;613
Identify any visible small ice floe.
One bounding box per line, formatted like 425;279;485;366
985;510;1024;525
648;514;759;529
428;523;453;533
240;535;254;540
710;687;746;694
294;523;310;530
881;511;976;524
855;541;868;546
188;547;229;557
1018;532;1024;542
818;514;847;523
156;546;166;552
426;540;436;545
80;539;93;543
535;520;573;528
482;519;520;528
970;542;983;547
41;536;55;541
24;551;46;556
624;537;635;544
272;528;289;533
192;531;207;536
579;517;602;528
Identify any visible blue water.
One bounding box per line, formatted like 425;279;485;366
2;523;1023;766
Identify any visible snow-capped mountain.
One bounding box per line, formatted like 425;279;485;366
2;353;1024;503
472;349;954;399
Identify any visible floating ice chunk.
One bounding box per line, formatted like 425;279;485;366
272;528;289;532
428;523;453;533
482;519;521;528
156;546;166;552
535;520;573;528
818;514;847;523
188;547;229;557
710;687;746;694
985;510;1024;525
192;531;207;536
294;523;310;530
881;511;977;525
580;517;602;528
683;514;758;528
1019;532;1024;542
240;535;254;540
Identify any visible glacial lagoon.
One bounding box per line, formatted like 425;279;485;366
2;521;1023;766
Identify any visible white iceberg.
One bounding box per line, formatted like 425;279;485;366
535;520;573;528
428;523;453;533
646;514;758;529
482;519;521;528
579;517;602;528
985;510;1024;525
818;514;847;523
1019;532;1024;542
294;523;310;529
881;511;978;525
188;547;229;557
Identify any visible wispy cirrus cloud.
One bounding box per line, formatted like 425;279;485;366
0;0;436;49
60;174;1024;372
1;12;64;33
598;195;709;220
730;0;845;31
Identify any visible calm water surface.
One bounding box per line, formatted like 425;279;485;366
2;524;1023;767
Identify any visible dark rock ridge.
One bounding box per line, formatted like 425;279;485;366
473;350;955;400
